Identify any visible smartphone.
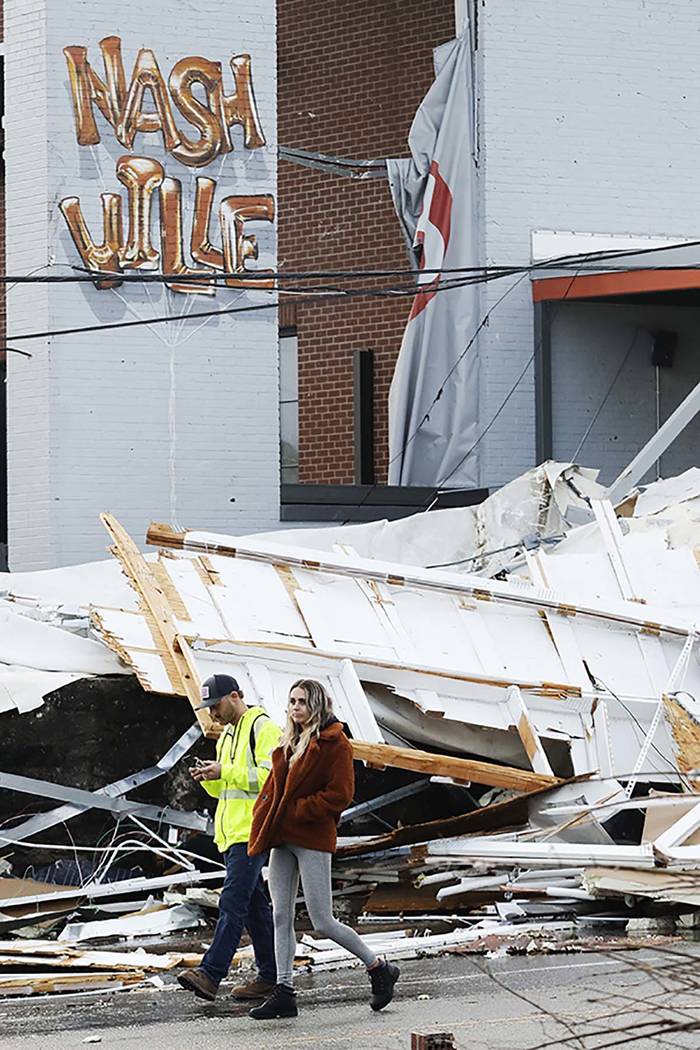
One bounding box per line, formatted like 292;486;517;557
192;757;207;768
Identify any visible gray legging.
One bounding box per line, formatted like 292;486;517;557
268;843;378;985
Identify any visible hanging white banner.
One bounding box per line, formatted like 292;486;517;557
387;31;479;488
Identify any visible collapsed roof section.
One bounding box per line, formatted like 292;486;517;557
83;493;700;788
1;461;699;796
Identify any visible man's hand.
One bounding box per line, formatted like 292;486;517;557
189;761;222;782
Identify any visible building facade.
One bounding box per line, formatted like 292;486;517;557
4;0;700;568
282;0;700;496
4;0;279;569
277;0;457;487
477;0;700;490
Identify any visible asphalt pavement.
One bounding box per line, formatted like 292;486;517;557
0;947;699;1050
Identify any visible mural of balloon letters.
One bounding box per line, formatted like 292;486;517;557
60;36;274;294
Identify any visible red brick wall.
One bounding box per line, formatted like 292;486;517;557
278;0;455;483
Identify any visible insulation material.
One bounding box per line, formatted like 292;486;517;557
59;903;206;944
0;667;85;715
0;559;140;615
633;467;700;518
0;608;124;676
237;462;603;575
0;606;128;713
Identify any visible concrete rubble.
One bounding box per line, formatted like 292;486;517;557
1;458;700;997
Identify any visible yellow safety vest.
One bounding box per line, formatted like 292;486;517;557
201;706;281;852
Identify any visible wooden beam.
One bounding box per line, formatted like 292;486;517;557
349;740;560;792
100;513;216;737
147;521;183;549
0;971;145;996
504;684;554;777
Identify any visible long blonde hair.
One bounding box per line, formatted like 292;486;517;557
281;679;334;764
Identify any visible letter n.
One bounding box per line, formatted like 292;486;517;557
63;36;126;145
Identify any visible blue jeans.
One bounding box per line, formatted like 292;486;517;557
201;843;276;986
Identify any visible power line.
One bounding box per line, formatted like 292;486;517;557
389;272;531;466
1;268;522;344
3;234;699;341
343;272;582;526
421;271;584;503
0;231;696;287
426;532;564;569
338;233;698;526
340;272;531;526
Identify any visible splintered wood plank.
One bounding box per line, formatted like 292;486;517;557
147;522;184;548
0;970;145;996
100;514;215;737
663;695;700;788
150;561;192;621
349;741;559;792
335;780;569;858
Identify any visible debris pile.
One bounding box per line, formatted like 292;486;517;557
1;461;700;997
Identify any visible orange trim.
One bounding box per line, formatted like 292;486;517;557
532;268;700;303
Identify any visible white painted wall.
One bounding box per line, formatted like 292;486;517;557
551;302;700;486
476;0;700;489
6;0;279;569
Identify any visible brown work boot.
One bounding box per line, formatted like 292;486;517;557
231;976;276;1000
177;967;218;1001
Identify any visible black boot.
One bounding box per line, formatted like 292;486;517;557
249;983;298;1020
368;959;400;1011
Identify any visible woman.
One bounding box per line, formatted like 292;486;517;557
247;678;399;1020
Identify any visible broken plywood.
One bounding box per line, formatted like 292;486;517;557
100;513;215;736
663;694;700;785
0;970;145;997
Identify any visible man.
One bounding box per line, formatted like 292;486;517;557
178;673;281;1002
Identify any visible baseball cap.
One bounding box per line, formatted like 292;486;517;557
195;674;241;710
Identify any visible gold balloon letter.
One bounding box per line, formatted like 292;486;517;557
63;36;126;145
219;195;275;287
223;55;266;151
116;155;164;269
58;193;124;288
191;177;225;269
117;48;181;153
169;57;227;168
160;177;214;295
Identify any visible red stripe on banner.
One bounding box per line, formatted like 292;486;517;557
428;160;452;248
408;161;454;320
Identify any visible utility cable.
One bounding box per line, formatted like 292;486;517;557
593;674;692;791
3;235;700;340
339;268;582;526
429;272;583;497
426;532;564;569
0;268;524;344
340;270;529;525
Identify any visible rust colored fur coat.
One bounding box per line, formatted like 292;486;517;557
248;720;354;855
